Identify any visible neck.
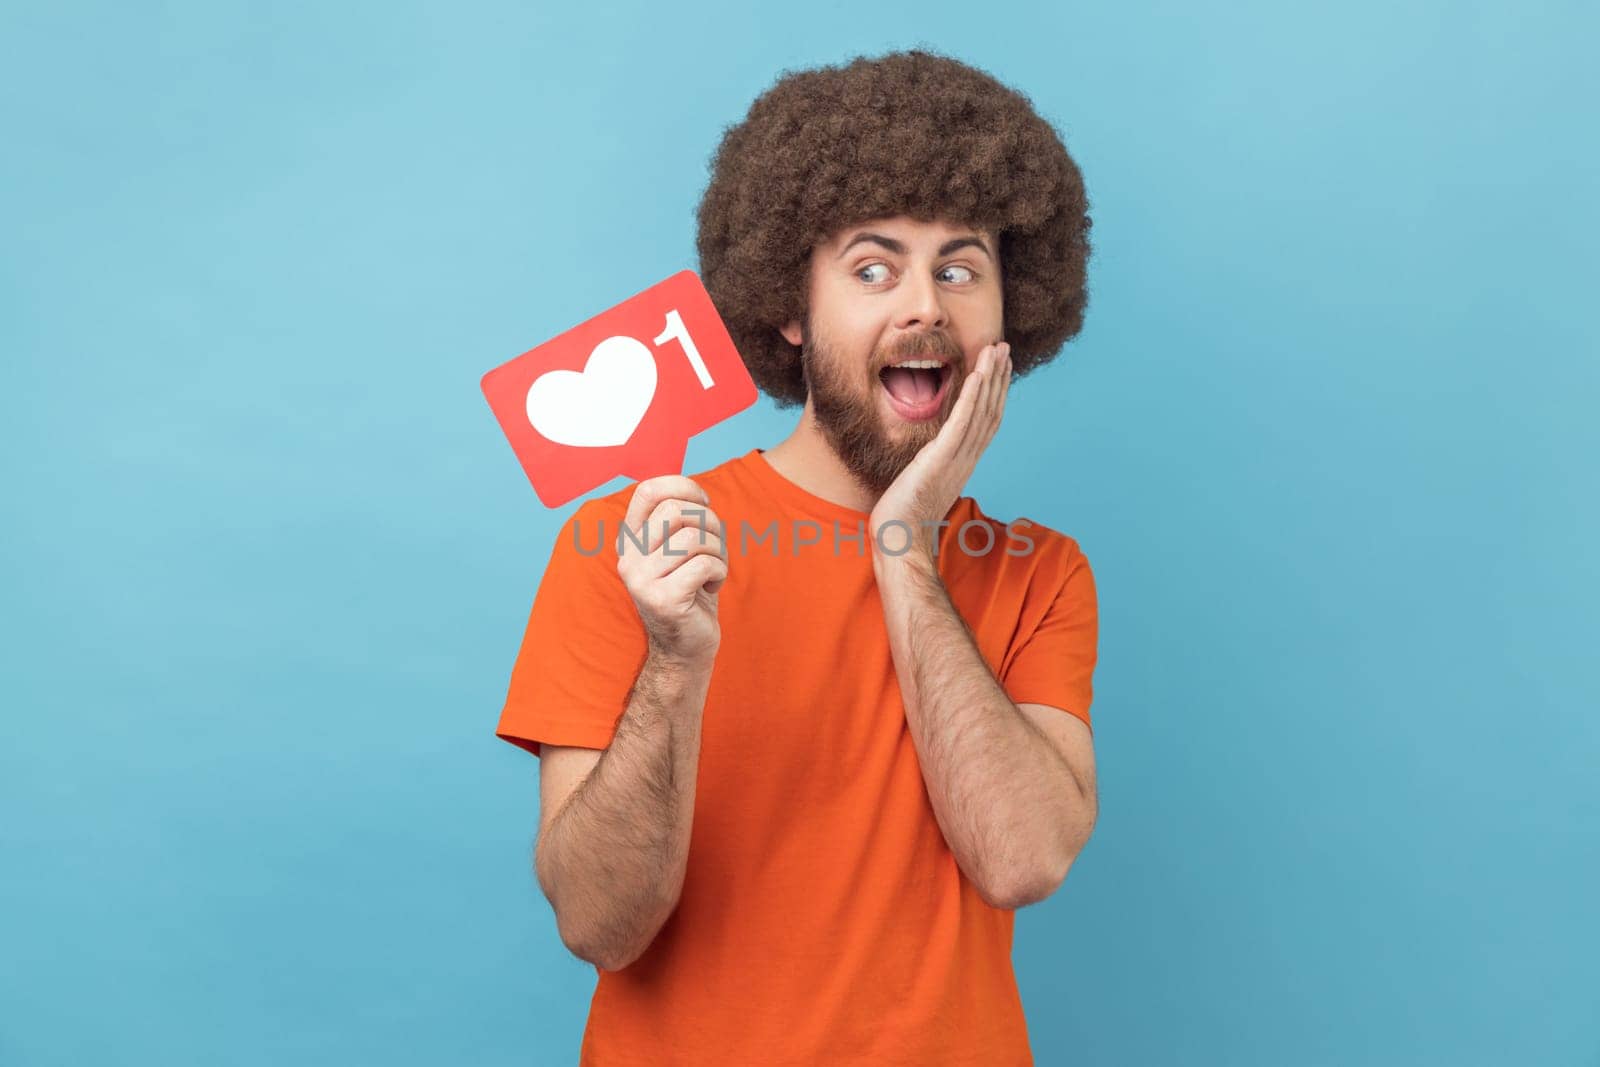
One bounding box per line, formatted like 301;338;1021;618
761;399;880;514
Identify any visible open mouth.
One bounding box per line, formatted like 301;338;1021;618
878;362;954;421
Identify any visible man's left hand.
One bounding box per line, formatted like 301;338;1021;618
869;341;1012;568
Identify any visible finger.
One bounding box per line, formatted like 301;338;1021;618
923;366;978;465
623;476;709;539
985;342;1006;403
643;499;727;555
674;503;727;558
961;345;999;444
941;376;985;462
993;346;1012;426
981;354;1004;431
988;344;1009;416
951;347;991;433
969;345;1006;455
646;526;727;581
621;496;717;558
661;551;729;602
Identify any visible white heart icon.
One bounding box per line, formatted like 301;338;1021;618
525;335;658;448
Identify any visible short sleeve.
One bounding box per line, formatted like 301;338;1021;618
494;498;649;758
1000;543;1098;734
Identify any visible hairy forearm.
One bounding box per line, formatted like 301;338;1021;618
536;646;711;970
875;553;1092;909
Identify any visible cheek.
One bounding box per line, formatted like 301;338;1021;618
970;286;1005;334
818;314;886;374
828;304;883;352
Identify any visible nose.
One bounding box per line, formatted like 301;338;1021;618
893;268;948;333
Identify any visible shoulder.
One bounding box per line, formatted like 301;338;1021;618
952;497;1088;576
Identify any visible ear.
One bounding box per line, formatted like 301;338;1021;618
779;319;803;347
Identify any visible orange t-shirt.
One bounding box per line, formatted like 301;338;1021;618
495;447;1098;1066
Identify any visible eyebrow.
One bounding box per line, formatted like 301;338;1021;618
835;231;993;262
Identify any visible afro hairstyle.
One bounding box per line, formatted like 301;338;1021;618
694;48;1092;409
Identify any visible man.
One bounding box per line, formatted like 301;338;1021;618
495;49;1098;1065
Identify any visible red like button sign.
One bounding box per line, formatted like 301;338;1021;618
481;270;758;508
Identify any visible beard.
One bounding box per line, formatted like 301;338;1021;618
799;316;965;497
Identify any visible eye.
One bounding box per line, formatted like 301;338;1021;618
939;265;976;284
856;263;891;285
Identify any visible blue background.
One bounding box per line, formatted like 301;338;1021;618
4;1;1596;1064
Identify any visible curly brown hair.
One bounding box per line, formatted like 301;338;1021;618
694;48;1092;409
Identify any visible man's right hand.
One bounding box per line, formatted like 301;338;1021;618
616;475;728;666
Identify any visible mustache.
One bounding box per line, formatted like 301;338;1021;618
872;332;965;373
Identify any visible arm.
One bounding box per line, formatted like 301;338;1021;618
537;645;713;971
874;551;1096;909
536;474;729;971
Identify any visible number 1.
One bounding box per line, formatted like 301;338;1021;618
653;309;715;389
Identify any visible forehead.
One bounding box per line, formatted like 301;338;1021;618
818;214;992;253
